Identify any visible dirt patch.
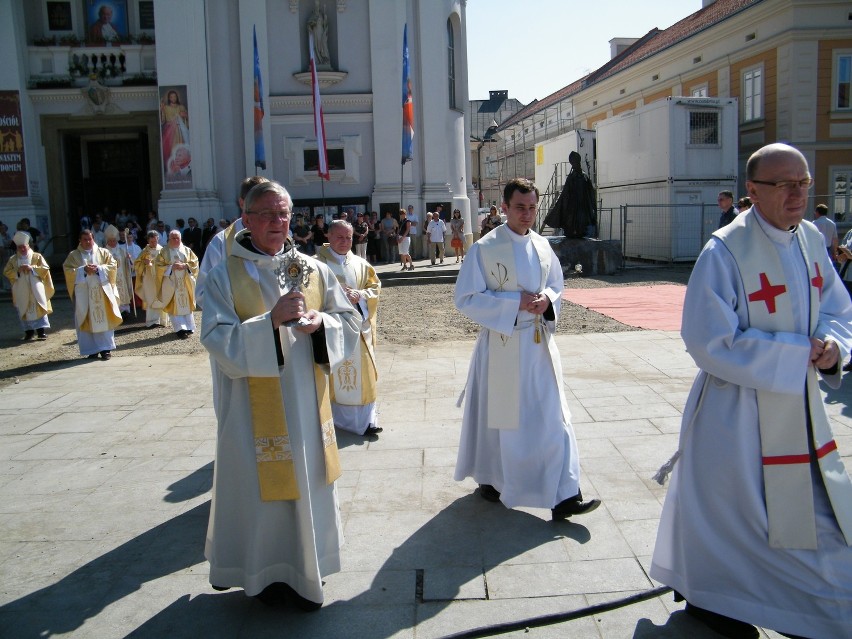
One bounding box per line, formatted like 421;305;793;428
0;265;691;387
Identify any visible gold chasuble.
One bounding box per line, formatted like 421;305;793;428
716;213;852;549
134;245;164;310
315;246;380;407
478;226;559;430
225;254;341;501
4;251;54;321
63;246;122;332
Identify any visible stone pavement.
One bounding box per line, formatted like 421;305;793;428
1;328;851;638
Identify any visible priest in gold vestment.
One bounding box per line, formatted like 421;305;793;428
3;231;54;341
155;229;199;339
315;220;382;436
134;230;167;328
104;225;134;318
63;229;122;360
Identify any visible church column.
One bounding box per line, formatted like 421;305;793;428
153;0;223;226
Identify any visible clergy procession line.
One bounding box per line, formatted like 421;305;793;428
3;143;852;638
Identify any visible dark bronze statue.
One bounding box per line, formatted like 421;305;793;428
544;151;597;238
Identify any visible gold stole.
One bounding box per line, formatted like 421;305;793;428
225;254;341;501
110;247;132;306
315;248;378;405
717;213;852;548
478;226;556;430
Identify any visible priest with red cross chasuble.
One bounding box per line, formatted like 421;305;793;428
651;143;852;639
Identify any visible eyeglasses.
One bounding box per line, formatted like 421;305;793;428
750;177;814;191
247;209;291;222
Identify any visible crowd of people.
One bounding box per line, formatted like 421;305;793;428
3;143;852;635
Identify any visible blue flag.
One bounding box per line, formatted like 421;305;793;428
401;24;414;165
253;25;266;170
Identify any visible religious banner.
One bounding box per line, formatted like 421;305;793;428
0;91;28;198
86;0;128;44
159;85;193;190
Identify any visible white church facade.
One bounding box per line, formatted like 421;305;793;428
0;0;474;259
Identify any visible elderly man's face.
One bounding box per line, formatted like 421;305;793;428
328;225;353;255
243;191;291;255
167;231;182;248
106;236;118;247
17;242;28;254
746;148;812;231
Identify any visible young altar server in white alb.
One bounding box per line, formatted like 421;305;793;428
3;231;54;341
63;228;122;360
454;178;600;520
200;181;359;610
651;143;852;639
155;229;199;339
315;219;382;437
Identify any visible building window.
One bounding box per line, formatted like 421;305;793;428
447;18;456;109
742;65;763;122
834;52;851;110
832;168;851;220
688;111;719;145
691;84;708;98
304;148;345;172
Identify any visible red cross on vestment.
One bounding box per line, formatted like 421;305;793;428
747;272;787;314
811;262;824;299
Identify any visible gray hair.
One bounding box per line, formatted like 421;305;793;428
244;181;293;215
329;219;353;233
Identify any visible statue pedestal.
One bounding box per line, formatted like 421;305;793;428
293;70;348;88
549;237;623;276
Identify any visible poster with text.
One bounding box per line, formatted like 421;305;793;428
160;85;193;190
0;91;28;198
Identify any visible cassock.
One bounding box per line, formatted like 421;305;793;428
200;232;359;604
4;249;54;331
155;243;199;333
134;244;167;327
454;224;581;509
63;245;122;356
315;245;381;435
650;209;852;638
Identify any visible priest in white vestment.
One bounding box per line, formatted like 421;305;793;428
201;181;359;610
63;229;122;360
134;230;167;328
155;230;199;339
454;178;600;521
3;231;54;341
651;143;852;639
315;220;382;437
104;225;134;317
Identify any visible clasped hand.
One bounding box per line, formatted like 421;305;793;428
809;337;839;370
520;291;547;315
271;290;321;333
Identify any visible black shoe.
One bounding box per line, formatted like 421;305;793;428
23;330;35;341
685;602;758;639
551;492;601;520
254;582;288;607
100;350;111;360
36;329;47;340
211;584;230;592
87;353;99;359
283;583;322;612
478;484;501;503
364;425;383;437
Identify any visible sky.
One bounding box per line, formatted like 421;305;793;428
466;0;703;105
